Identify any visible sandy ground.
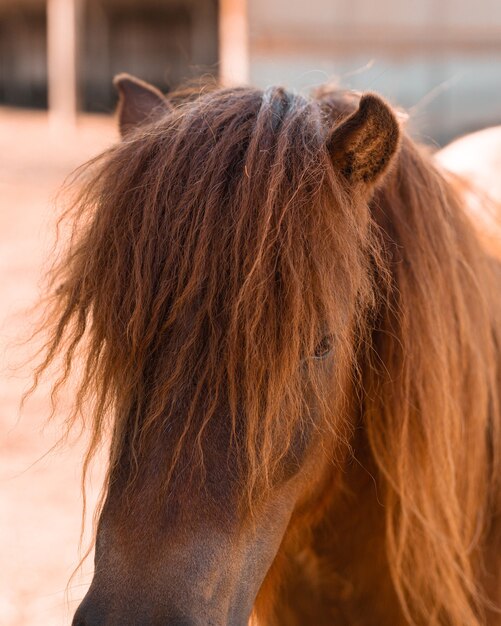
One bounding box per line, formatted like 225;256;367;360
0;109;117;626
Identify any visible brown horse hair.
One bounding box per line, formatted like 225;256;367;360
29;83;501;625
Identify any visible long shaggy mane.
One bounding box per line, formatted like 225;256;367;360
31;84;501;626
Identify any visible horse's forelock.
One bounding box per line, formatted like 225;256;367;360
34;85;373;499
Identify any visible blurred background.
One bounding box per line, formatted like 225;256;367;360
0;1;500;625
1;0;501;141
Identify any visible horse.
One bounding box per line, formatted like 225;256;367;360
436;126;501;260
33;74;501;626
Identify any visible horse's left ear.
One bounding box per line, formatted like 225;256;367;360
326;93;400;186
113;73;172;138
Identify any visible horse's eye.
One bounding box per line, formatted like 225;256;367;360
313;335;334;359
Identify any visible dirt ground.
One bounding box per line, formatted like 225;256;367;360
0;109;117;626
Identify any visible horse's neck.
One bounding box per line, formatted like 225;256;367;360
313;439;404;624
270;434;406;626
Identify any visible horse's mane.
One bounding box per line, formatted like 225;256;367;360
31;84;501;625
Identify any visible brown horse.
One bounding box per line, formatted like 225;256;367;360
34;75;501;625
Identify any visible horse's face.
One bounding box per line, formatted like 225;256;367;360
73;76;400;626
76;342;342;625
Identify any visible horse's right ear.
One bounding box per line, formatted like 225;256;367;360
326;93;400;187
113;73;172;138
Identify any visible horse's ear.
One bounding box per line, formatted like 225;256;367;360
326;93;400;186
113;73;172;138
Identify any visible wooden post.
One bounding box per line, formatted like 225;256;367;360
47;0;81;129
218;0;249;86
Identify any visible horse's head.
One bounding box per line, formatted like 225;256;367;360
46;76;402;625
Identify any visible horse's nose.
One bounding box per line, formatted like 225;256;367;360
71;598;103;626
72;595;200;626
74;613;196;626
73;611;182;626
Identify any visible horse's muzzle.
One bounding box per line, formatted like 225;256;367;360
72;587;251;626
72;606;247;626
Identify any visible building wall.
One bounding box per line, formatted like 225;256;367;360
0;0;500;144
0;2;47;107
248;0;501;144
81;0;218;112
0;0;218;113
